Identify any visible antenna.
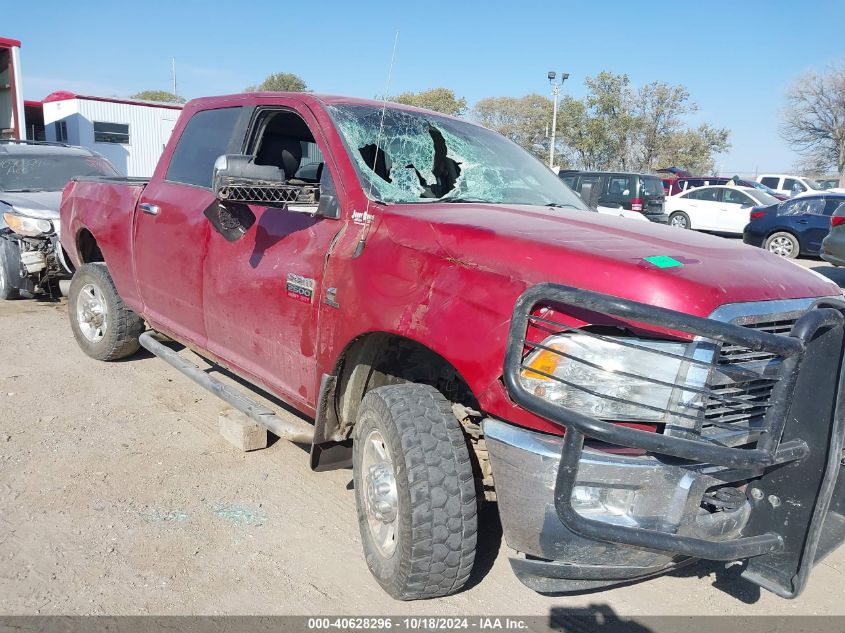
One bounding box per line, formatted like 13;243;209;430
353;31;399;258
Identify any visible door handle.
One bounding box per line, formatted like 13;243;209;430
139;203;160;216
797;219;809;224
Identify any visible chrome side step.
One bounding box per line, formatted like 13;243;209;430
138;331;315;444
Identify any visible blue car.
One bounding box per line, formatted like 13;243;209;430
742;193;845;259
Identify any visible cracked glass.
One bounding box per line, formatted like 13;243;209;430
328;104;588;209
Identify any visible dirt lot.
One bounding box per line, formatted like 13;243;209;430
1;253;843;618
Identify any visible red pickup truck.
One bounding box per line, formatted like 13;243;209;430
60;92;845;601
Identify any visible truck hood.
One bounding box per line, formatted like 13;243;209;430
0;191;62;220
382;203;839;317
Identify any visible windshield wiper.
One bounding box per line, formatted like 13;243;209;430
3;188;46;193
439;197;490;203
545;202;580;209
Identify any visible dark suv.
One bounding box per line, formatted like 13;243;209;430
559;171;668;222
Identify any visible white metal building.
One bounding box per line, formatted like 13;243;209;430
0;37;24;140
41;91;182;177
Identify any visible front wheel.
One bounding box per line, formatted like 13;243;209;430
765;231;800;259
669;211;691;229
353;383;478;600
68;263;145;360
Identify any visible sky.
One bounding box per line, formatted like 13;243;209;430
6;0;843;176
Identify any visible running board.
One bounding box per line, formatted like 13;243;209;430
139;331;315;444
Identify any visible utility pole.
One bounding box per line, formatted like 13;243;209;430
547;71;569;169
171;57;177;98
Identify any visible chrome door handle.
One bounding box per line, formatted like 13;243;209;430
139;203;160;215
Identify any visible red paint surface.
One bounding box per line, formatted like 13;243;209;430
60;93;840;435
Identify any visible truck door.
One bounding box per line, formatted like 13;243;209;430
133;106;246;348
202;104;345;412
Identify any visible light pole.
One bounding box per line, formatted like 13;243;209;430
547;71;569;169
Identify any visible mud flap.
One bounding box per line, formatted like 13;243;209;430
741;319;845;597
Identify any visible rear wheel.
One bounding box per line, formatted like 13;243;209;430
0;238;21;300
68;263;145;360
765;231;799;259
669;211;691;229
353;383;477;600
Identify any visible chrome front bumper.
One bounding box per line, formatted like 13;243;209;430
484;418;753;593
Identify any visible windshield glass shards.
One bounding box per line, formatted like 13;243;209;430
327;104;588;209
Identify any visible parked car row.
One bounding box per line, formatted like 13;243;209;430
557;168;845;266
662;175;786;200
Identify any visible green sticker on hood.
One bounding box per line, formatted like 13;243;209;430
643;255;683;268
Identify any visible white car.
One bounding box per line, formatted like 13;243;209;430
596;205;649;221
666;185;780;234
756;173;844;197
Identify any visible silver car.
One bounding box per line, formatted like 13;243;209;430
0;140;119;299
820;201;845;266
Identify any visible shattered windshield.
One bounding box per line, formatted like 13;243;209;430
327;104;588;209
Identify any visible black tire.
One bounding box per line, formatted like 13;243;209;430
0;238;21;300
353;383;477;600
765;231;800;259
68;262;145;360
669;211;691;230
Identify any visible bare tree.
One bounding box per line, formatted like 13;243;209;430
781;65;845;186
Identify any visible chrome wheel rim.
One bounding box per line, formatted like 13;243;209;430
77;283;109;342
769;236;795;257
670;214;687;228
361;428;399;558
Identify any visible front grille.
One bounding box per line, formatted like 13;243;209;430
699;316;798;446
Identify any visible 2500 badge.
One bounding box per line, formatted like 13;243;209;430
286;273;315;304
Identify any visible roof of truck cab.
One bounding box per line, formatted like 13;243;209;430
184;93;470;123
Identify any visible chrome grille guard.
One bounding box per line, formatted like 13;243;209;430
503;284;845;598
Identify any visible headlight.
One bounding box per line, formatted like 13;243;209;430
3;212;53;237
519;333;710;422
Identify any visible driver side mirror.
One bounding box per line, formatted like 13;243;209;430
204;154;338;241
212;154;320;210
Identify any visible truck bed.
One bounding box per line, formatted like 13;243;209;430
60;175;150;311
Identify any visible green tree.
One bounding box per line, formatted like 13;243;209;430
656;124;731;174
245;72;308;92
473;94;553;159
555;71;729;172
130;90;185;104
392;88;468;116
556;72;638;170
780;65;845;187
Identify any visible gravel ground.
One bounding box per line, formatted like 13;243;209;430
0;252;843;619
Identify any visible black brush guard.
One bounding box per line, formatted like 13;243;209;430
503;283;845;598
